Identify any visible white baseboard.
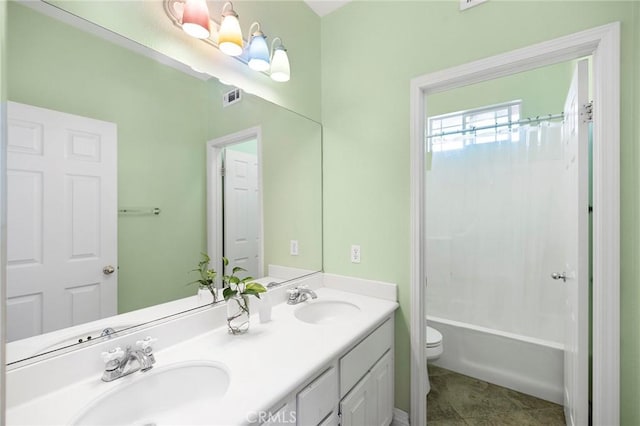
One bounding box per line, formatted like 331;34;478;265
391;408;410;426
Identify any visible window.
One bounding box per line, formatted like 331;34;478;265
428;101;521;152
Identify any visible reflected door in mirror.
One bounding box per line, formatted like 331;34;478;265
223;145;260;279
6;102;118;342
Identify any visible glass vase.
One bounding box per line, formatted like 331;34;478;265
226;294;250;334
197;284;218;305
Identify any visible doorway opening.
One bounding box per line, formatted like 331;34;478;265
207;127;263;286
423;58;590;425
410;23;620;426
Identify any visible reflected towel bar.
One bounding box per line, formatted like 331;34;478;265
118;207;161;216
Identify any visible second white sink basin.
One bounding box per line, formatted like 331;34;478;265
294;300;360;325
71;361;230;425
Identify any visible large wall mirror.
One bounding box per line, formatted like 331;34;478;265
5;0;322;365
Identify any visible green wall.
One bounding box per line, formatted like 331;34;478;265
321;1;640;420
207;80;323;273
428;60;571;118
49;0;322;122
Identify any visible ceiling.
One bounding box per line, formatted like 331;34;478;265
304;0;352;17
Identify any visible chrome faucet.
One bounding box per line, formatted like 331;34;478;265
101;337;157;382
287;285;318;305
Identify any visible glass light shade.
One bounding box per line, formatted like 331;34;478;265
181;0;210;39
270;47;290;82
248;34;270;72
218;14;243;56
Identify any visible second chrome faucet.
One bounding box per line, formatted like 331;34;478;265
101;337;157;382
287;285;318;305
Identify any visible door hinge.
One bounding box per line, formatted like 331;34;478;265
582;100;593;123
220;166;225;177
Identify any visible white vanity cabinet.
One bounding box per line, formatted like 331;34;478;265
296;365;339;425
339;319;394;426
340;350;393;426
263;317;394;426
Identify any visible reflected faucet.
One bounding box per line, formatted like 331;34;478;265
101;337;157;382
287;285;318;305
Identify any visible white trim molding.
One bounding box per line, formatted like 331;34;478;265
410;22;620;426
391;408;410;426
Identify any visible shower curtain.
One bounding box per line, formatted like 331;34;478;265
425;122;566;345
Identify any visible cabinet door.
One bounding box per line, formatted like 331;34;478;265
262;398;296;426
318;411;339;426
371;351;393;426
297;366;338;426
340;372;375;426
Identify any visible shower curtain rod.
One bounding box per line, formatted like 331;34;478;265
426;112;565;139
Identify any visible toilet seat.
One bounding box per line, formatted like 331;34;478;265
426;326;442;348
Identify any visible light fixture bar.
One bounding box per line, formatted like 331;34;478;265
163;0;289;81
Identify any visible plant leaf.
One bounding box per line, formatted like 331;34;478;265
245;283;267;293
223;287;237;301
232;266;246;274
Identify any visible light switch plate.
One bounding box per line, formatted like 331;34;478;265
290;240;299;256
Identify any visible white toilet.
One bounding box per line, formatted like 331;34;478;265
426;325;443;394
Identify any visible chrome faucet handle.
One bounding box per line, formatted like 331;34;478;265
135;336;157;350
136;336;157;364
101;347;123;363
287;288;300;304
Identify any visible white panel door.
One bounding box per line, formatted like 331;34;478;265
7;101;117;342
561;59;589;426
223;149;259;278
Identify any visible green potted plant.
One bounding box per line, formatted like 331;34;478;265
188;253;219;304
221;257;266;334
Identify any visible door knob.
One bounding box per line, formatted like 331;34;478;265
551;272;566;282
103;265;116;275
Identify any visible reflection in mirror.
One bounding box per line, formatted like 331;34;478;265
5;1;322;365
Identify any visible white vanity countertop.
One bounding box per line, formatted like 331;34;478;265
6;287;398;425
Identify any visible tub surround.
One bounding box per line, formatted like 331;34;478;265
6;274;398;425
428;316;563;404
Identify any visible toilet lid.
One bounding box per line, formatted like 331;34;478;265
426;326;442;347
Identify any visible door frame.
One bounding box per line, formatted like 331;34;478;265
206;126;264;285
409;23;620;426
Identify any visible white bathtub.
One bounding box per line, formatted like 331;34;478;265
428;316;564;404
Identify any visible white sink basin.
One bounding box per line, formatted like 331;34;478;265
71;361;230;425
294;300;360;325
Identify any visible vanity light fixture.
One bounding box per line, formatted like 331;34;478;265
181;0;210;39
218;2;243;56
270;37;290;82
247;22;270;72
164;0;292;81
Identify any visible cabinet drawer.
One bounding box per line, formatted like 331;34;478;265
297;366;338;425
339;319;392;397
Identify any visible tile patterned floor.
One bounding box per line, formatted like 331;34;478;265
427;366;566;425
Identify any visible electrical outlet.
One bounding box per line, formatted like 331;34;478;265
351;245;361;264
290;240;299;256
